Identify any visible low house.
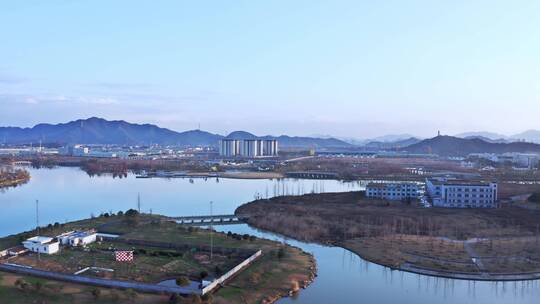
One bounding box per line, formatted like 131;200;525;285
22;236;60;254
7;245;29;256
57;229;97;247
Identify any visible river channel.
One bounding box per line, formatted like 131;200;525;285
1;167;538;303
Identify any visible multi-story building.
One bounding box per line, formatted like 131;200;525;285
219;139;241;157
262;139;279;156
366;182;420;201
219;138;278;158
426;178;498;208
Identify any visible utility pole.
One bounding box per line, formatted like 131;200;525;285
36;200;40;262
210;201;213;261
137;193;141;213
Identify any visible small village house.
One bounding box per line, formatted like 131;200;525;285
22;236;60;254
57;229;97;247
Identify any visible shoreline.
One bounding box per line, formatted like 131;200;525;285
0;177;30;189
0;213;316;303
337;242;540;282
235;192;540;284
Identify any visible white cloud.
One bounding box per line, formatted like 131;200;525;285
0;93;119;105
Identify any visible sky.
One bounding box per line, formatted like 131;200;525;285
1;1;539;138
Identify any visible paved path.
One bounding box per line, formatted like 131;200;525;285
0;263;201;295
400;262;540;281
463;242;488;275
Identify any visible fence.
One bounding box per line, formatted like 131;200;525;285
202;249;262;295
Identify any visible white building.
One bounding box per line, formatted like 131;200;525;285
262;139;279;156
426;178;498;208
22;236;60;254
219;138;278;158
57;230;97;247
366;183;420;201
219;139;241;157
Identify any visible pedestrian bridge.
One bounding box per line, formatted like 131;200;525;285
169;214;250;226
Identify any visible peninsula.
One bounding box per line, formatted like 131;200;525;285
236;191;540;281
0;211;315;303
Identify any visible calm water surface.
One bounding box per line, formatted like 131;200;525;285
1;167;539;304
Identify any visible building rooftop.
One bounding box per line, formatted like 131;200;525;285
427;179;496;187
57;229;96;239
366;182;418;189
25;236;54;244
7;245;28;253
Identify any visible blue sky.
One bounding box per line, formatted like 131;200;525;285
1;1;539;138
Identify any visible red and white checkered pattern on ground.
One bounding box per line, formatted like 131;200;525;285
115;251;134;262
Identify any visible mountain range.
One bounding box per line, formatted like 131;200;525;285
454;131;540;143
402;135;540;156
0;117;352;148
363;137;422;150
2;118;540;153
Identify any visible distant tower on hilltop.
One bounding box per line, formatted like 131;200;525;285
437;130;441;137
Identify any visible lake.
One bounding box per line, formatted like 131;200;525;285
1;167;539;304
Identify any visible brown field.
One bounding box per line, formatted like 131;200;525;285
237;191;540;275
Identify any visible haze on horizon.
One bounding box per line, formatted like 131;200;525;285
1;1;539;139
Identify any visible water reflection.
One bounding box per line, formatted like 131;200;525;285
215;224;540;304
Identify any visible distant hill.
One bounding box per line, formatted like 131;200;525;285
455;130;540;144
224;131;258;140
225;131;352;149
511;130;540;143
0;117;222;146
462;136;511;144
370;134;418;142
402;135;540;156
455;131;508;140
273;135;351;148
0;118;351;149
364;137;421;150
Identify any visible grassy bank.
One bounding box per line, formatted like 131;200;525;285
236;192;540;278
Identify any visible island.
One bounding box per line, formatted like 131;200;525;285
0;211;315;303
0;168;30;189
236;191;540;281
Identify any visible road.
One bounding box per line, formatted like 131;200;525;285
0;263;202;295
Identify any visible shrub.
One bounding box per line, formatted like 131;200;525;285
277;247;285;259
190;293;202;304
176;276;190;287
201;293;214;303
33;281;43;292
125;209;139;217
199;271;208;280
214;266;223;276
91;288;101;299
